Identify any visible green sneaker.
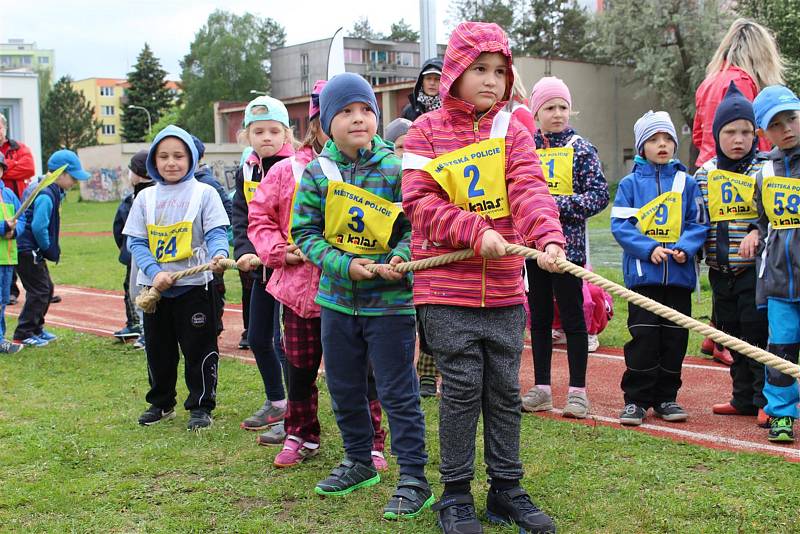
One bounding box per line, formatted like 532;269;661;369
314;459;380;496
382;475;434;520
768;416;795;442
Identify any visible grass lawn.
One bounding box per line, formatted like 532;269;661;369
3;328;800;533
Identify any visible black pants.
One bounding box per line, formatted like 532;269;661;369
249;280;288;401
14;251;54;340
621;285;691;409
143;285;220;412
10;268;19;299
709;267;768;412
527;259;588;387
122;264;138;329
212;273;225;336
239;270;254;334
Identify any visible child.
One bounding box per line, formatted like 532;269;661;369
521;76;609;419
112;150;154;341
248;80;388;468
384;118;412;157
292;72;431;520
14;150;90;347
402;22;563;534
695;82;769;425
233;95;294;439
752;85;800;442
123;125;230;430
610;111;708;426
0;153;24;354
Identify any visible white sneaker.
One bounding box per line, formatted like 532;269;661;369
521;386;553;412
551;329;567;345
587;334;599;353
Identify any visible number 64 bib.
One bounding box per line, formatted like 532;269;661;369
318;157;401;255
145;183;203;263
707;169;756;222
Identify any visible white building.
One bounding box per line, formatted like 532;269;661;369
0;69;42;174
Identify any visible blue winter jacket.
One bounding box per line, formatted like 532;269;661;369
611;156;708;290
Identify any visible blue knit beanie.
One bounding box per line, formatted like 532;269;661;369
634;110;678;155
712;81;755;142
319;73;379;137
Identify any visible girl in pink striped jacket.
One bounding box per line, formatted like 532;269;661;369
402;21;564;534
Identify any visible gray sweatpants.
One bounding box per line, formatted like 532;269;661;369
418;304;525;484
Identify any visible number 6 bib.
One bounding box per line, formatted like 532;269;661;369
318;157;402;255
145;184;204;263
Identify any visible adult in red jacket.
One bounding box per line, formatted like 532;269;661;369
0;114;35;198
693;18;783;167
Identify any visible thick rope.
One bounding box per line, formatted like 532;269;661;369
135;245;800;379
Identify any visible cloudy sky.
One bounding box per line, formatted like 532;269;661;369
3;0;596;81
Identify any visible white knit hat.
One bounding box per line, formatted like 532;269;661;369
634;110;678;155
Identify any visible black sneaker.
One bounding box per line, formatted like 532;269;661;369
654;401;688;422
431;493;483;534
619;404;646;426
238;331;249;350
138;405;176;426
383;475;434;520
420;377;437;398
0;339;23;354
114;325;142;339
314;459;380;496
187;409;213;430
486;486;556;534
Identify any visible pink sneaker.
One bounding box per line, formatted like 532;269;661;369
273;436;319;468
371;450;389;472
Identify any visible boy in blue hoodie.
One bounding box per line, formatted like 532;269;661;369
14;149;89;347
611;111;708;426
0;153;24;354
123;125;230;431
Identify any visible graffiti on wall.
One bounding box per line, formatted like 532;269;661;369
80;166;132;202
208;159;240;193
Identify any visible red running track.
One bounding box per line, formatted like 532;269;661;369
14;284;799;462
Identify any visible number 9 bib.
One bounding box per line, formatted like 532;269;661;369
762;176;800;229
635;191;682;240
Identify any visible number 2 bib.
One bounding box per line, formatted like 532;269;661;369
145;184;203;263
707;169;756;222
762;176;800;229
318;158;401;255
536;136;580;196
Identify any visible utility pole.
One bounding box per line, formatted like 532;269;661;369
420;0;438;60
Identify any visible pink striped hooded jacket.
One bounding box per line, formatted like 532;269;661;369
401;21;565;308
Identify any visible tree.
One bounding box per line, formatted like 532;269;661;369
449;0;516;37
349;16;383;39
121;43;173;142
387;19;420;42
736;0;800;93
41;76;100;162
591;0;732;126
179;10;286;141
146;105;183;142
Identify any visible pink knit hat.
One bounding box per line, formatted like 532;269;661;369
308;80;327;120
529;76;572;116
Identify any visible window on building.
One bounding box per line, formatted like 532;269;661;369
344;48;363;64
102;124;116;135
38;56;49;64
370;50;388;65
0;56;11;65
100;87;114;97
21;56;32;65
101;105;115;116
396;52;414;67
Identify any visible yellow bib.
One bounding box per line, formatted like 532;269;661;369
636;191;682;241
762;176;800;229
243;180;259;204
147;221;194;262
423;137;509;219
707;169;756;222
537;147;574;196
318;159;401;255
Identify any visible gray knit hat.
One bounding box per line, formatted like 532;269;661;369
384;118;412;143
634;110;678;155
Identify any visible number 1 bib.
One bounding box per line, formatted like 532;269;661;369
318;158;401;255
707;169;756;222
762;176;800;229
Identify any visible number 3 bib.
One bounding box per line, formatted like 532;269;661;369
536;135;581;196
318;157;401;255
145;184;203;263
610;171;686;242
706;168;756;222
403;111;512;220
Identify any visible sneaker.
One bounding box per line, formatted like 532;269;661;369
383;475;434;520
587;334;599;353
8;295;17;305
241;400;286;431
0;339;23;354
768;416;795;442
274;436;320;468
701;335;714;355
15;336;48;348
619;404;646;426
114;325;142;339
256;421;287;446
486;486;556;534
654;401;688;422
562;390;590;419
712;402;756;416
551;329;567;345
371;450;389;472
187;409;213;431
37;330;57;342
757;408;771;428
314;459;380;496
521;386;553;412
712;344;733;366
431;493;483;534
138;405;176;426
50;295;62;304
132;335;146;350
238;331;249;350
420;377;437;398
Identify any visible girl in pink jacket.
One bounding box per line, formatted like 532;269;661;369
247;81;387;469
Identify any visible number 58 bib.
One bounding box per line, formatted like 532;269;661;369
762;176;800;229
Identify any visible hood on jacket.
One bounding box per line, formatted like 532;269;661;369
321;135;395;167
409;57;443;105
633;155;687;176
441;22;514;111
146;125;198;184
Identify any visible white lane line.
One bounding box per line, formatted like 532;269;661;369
522;345;728;372
547;408;800;457
52;287;244;314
